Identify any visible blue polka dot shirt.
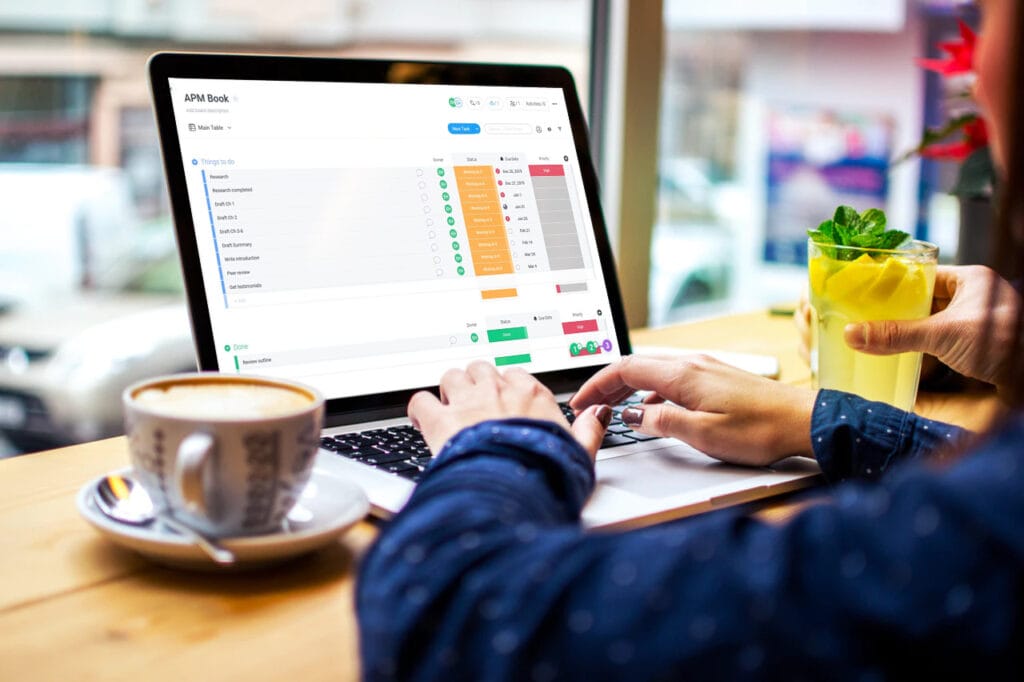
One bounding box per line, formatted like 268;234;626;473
356;392;1024;680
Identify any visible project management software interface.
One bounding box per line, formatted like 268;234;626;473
170;77;623;399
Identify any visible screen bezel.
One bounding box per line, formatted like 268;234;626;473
148;52;631;424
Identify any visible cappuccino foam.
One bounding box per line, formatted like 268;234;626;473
134;382;312;419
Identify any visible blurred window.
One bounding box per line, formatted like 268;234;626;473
0;76;93;163
649;0;975;326
0;0;589;455
0;1;593;301
0;0;590;305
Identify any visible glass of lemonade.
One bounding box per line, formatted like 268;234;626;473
808;238;939;411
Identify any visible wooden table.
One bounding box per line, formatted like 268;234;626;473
0;310;1001;681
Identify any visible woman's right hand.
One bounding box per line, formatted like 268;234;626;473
843;265;1021;394
408;362;611;460
570;354;817;467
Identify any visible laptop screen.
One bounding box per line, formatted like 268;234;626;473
153;57;628;412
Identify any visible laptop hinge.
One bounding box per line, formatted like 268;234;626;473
324;404;408;428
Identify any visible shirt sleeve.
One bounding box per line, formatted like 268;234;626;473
811;388;971;483
356;415;1024;681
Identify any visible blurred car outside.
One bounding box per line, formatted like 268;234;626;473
648;157;735;326
0;165;195;454
1;165;141;302
0;292;195;453
648;220;734;327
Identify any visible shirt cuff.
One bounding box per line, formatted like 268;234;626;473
425;418;596;516
811;389;969;482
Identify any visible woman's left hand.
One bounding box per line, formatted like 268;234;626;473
570;354;816;466
408;361;612;460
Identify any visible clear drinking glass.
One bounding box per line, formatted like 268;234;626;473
808;238;939;411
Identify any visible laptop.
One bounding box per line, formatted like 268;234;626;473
148;52;819;529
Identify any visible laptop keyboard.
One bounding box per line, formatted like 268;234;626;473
319;395;662;481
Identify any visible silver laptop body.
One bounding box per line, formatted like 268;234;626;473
148;53;819;529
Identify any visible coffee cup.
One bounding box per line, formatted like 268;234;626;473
123;373;324;538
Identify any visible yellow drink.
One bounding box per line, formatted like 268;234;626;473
808;239;938;411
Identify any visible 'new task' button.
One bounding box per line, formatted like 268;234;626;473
448;122;481;134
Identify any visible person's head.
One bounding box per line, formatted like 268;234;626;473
976;0;1024;405
975;0;1019;173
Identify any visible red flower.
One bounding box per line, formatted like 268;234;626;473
897;17;994;196
916;19;976;75
920;116;989;161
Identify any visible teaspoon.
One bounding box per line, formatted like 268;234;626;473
94;473;236;565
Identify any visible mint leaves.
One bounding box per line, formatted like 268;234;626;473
807;206;910;260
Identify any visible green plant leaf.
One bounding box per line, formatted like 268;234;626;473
834;221;855;247
850;233;880;247
876;230;912;250
818;219;837;243
833;205;858;226
953;146;995;198
892;113;979;164
859;208;887;235
807;205;910;258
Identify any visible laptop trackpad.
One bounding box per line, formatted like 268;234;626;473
596;444;769;499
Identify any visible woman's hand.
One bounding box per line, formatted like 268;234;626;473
844;265;1021;394
408;361;612;461
569;354;816;466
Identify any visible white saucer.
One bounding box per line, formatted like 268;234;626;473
77;466;369;571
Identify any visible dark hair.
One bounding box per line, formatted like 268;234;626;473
992;0;1024;407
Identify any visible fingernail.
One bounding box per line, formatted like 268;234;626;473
845;323;867;350
595;405;613;428
621;406;644;426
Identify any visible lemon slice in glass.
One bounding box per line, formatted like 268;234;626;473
864;256;909;302
824;253;878;305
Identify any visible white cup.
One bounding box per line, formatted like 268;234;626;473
123;373;324;538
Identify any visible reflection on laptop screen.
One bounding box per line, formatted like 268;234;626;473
167;77;623;400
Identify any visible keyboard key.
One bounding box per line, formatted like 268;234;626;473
384;463;419;475
340;448;379;460
364;452;413;466
600;434;635;449
332;435;367;449
625;431;661;442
